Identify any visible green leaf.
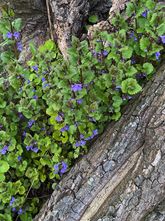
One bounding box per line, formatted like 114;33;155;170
126;66;137;77
143;63;154;75
0;161;10;173
12;18;22;31
1;51;12;63
121;46;133;59
88;15;99;23
111;112;121;121
121;78;142;95
146;0;156;10
0;98;6;108
18;186;26;195
39;40;55;53
0;174;5;182
140;37;150;51
126;2;135;17
157;23;165;36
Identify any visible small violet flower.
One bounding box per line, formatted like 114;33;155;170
141;10;148;18
60;125;69;132
18;208;23;215
12;208;16;212
18;156;22;161
54;163;60;174
31;146;39;153
42;77;46;82
33;95;38;100
115;85;121;91
155;51;161;60
56;115;63;122
13;32;20;40
10;197;16;206
60;161;68;174
32;65;38;72
136;73;146;79
6;32;12;39
131;58;136;64
129;32;137;41
28;119;35;128
102;50;108;57
0;145;8;155
71;83;82;92
75;140;86;147
16;42;23;52
43;83;50;88
77;99;83;104
160;36;165;44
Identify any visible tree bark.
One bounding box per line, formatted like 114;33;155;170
9;0;112;57
34;64;165;221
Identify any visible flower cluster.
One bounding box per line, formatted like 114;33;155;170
54;161;68;175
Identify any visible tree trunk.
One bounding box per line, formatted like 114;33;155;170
9;0;113;57
34;64;165;221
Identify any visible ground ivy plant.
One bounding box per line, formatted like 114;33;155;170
0;0;164;220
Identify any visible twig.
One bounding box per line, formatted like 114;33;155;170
46;0;54;40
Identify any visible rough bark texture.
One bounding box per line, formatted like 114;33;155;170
8;0;112;57
34;64;165;221
50;0;112;58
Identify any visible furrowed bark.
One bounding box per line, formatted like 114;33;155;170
34;64;165;221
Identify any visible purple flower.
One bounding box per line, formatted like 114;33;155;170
28;119;35;128
160;36;165;44
71;83;82;92
13;32;20;40
54;163;60;174
0;145;8;155
129;32;137;41
32;88;36;92
16;42;23;52
18;156;22;161
23;131;26;137
43;83;50;88
60;161;68;174
141;10;148;18
33;95;38;100
115;85;121;91
60;125;69;132
42;77;46;82
80;134;84;139
93;129;98;136
26;145;33;151
31;146;39;153
131;58;136;64
56;115;63;122
18;112;23;119
10;197;15;206
18;208;23;215
75;140;86;147
6;32;12;39
102;50;108;57
32;65;38;72
12;208;16;212
155;51;161;60
27;79;31;84
77;99;83;104
136;73;146;79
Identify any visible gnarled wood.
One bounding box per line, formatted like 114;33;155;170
34;64;165;221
